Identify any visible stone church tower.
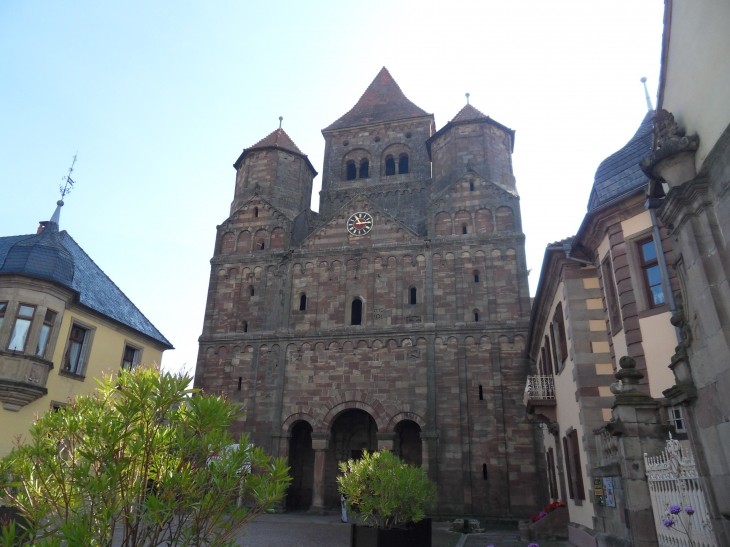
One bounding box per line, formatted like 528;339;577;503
195;68;541;517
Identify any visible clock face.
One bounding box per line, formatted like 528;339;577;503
347;212;374;236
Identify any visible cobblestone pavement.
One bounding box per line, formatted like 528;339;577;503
461;529;570;547
234;512;353;547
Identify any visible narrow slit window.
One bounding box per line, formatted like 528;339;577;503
242;321;248;333
398;154;409;174
237;377;242;391
462;225;468;235
474;271;480;283
346;161;357;180
254;207;259;217
351;298;363;326
482;463;488;480
470;181;475;192
410;287;417;305
385;156;395;176
249;286;255;296
474;310;480;322
478;384;483;400
299;294;307;311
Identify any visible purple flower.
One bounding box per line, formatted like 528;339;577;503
685;507;695;515
528;543;539;547
486;545;495;547
664;518;674;528
538;511;548;518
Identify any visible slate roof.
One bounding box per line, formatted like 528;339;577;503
323;67;430;131
587;111;654;211
0;228;172;348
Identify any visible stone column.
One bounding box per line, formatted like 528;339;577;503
592;356;667;547
377;432;396;451
309;433;329;514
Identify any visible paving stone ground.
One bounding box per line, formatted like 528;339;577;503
234;513;571;547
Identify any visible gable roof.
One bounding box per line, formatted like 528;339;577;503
299;193;419;246
0;230;172;348
323;67;431;132
587;111;654;211
233;127;317;174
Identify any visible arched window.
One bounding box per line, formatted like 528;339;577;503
474;271;480;283
478;384;483;400
462;225;468;235
351;298;363;326
257;240;265;250
474;310;480;322
254;207;259;217
470;181;475;192
359;160;369;179
299;293;307;311
346;161;357;180
385;156;396;176
398;154;409;174
409;287;417;305
242;321;248;333
249;286;255;296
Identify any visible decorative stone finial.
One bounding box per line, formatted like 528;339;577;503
278;116;283;129
465;93;470;105
640;77;653;111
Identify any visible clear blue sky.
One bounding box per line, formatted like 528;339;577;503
0;1;664;375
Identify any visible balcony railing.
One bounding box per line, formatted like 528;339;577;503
523;375;555;405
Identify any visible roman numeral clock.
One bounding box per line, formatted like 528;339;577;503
347;212;373;236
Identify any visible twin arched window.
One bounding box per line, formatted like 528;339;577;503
346;159;370;180
385;154;409;176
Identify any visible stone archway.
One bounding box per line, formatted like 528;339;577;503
394;419;422;467
286;421;315;511
324;409;378;507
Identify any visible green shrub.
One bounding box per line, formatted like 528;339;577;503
338;450;436;529
0;366;291;547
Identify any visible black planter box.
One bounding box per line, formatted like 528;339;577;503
350;518;431;547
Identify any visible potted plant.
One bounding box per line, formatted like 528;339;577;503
338;450;436;547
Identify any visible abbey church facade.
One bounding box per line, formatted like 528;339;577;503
194;68;542;517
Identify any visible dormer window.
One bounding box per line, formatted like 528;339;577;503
398;154;409;174
359;160;369;179
385;156;396;176
346;161;357;180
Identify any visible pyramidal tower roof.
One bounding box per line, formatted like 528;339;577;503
451;103;488;122
324;67;430;131
245;127;303;155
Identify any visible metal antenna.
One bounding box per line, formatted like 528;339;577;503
60;153;78;200
278;116;283;129
465;93;470;105
640;77;653;111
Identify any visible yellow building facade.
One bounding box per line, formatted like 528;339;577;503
0;202;172;455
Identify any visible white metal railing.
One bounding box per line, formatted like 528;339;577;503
645;436;717;547
523;375;555;406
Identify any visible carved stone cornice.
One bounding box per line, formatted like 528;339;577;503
658;178;712;235
640;109;700;188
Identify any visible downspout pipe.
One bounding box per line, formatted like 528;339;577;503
645;198;682;344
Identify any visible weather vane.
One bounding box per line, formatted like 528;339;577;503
59;154;78;200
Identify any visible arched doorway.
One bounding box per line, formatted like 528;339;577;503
394;420;422;467
287;421;315;510
325;409;378;506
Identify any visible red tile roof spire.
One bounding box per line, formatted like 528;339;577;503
451;103;488;123
244;127;303;155
324;67;430;131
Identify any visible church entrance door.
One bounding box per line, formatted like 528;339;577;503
287;421;315;510
326;409;377;507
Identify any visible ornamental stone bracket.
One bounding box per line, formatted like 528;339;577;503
664;293;698;406
0;351;54;411
640;109;700;189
